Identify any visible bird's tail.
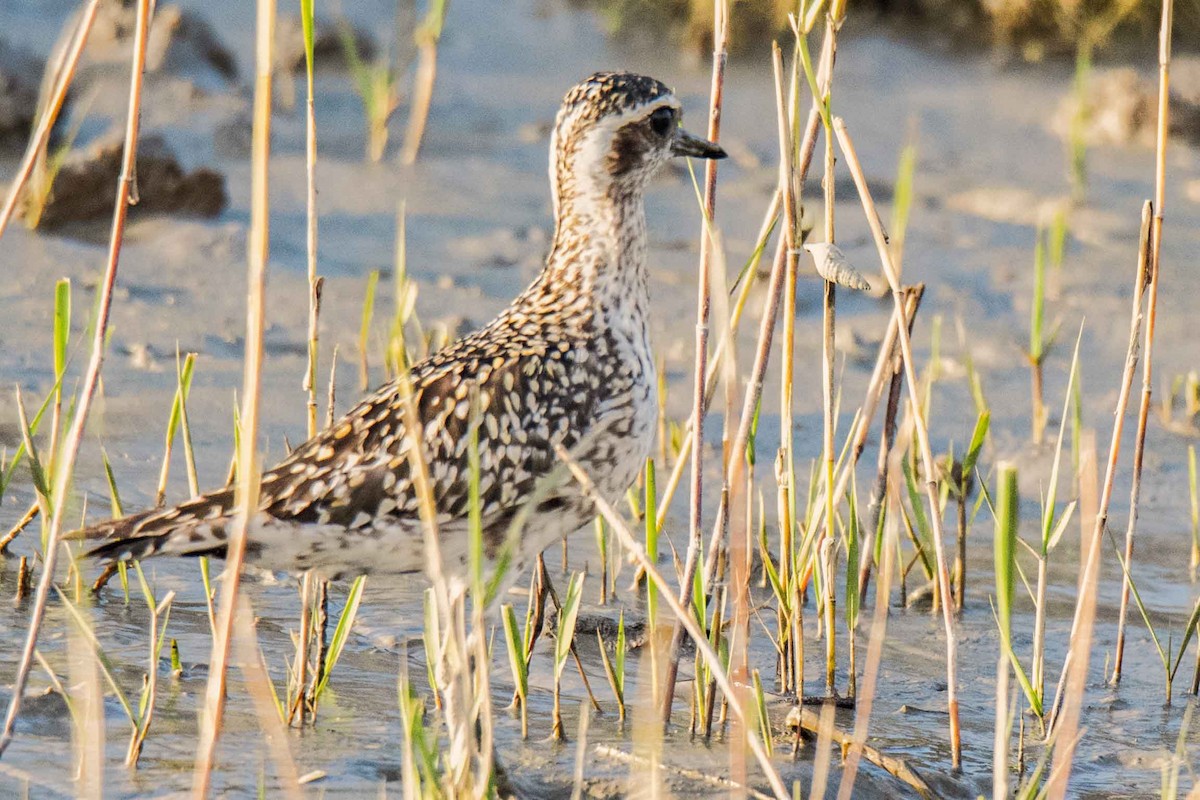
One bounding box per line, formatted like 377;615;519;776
68;488;237;563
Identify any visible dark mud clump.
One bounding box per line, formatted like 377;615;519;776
273;14;376;75
27;132;227;230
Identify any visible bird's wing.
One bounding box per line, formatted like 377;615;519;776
75;321;598;567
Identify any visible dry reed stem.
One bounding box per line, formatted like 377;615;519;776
556;443;790;800
66;593;104;798
808;699;838;799
787;704;933;798
701;25;833;590
833;117;961;769
701;236;786;587
0;0;151;758
714;233;752;786
232;596;302;797
992;656;1011;799
854;287;923;591
0;0;101;241
291;0;324;727
663;0;729;725
125;589;174;766
191;0;275;792
700;28;830;592
1112;0;1173;685
1047;201;1152;731
835;476;899;799
1045;431;1102;799
652;188;780;535
394;362;489;790
775;39;801;696
0;503;39;553
816;11;843;700
399;23;441;165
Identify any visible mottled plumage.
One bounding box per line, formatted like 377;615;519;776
74;71;725;584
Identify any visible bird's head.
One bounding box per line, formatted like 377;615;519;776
549;72;726;214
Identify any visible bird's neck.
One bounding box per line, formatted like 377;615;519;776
532;189;648;325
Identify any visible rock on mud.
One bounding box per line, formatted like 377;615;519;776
0;41;46;148
28;132;226;229
1053;66;1200;147
67;0;236;83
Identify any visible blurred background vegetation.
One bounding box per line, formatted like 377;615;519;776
587;0;1200;59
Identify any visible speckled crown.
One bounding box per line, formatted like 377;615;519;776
558;72;673;123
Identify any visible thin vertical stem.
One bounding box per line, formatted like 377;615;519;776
292;0;323;727
775;40;801;694
0;0;102;241
1113;0;1173;685
1045;432;1102;800
662;0;729;725
818;13;841;696
191;0;275;792
701;26;834;591
835;117;961;769
835;482;897;799
1046;201;1152;732
0;0;151;758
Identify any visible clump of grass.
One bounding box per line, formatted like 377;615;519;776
552;571;585;741
950;411;989;613
1027;224;1062;445
397;656;440;795
597;610;628;723
1027;329;1084;718
339;20;401;163
501;602;531;738
1106;531;1200;705
307;576;366;709
991;462;1039;721
1068;42;1092;201
357;269;381;390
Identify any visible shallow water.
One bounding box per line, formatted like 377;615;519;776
2;0;1200;796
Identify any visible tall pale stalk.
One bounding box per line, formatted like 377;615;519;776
192;0;279;792
290;0;325;728
835;117;962;768
662;0;729;724
1046;199;1153;732
1113;0;1174;683
0;0;151;758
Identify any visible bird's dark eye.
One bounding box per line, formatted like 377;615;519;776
649;107;675;137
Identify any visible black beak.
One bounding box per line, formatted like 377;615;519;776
670;128;727;159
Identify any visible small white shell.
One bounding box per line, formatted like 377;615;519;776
800;242;871;291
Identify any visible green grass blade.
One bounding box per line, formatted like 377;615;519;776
501;603;528;700
554;572;584;681
53;279;70;385
994;463;1018;646
314;576;367;701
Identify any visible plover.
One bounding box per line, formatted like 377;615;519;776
76;72;725;586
